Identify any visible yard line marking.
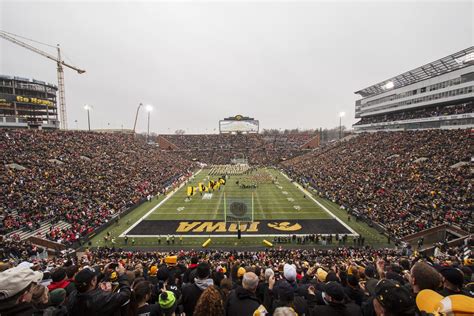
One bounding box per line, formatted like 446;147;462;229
120;169;203;237
279;170;358;236
213;190;224;220
147;211;320;215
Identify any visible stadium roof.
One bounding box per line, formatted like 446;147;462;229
355;46;474;98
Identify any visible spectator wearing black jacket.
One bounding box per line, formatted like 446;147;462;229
180;262;213;316
48;267;76;296
183;257;199;284
67;264;131;316
308;282;361;316
266;276;308;315
226;272;261;316
372;279;416;316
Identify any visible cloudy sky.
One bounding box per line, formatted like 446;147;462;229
1;0;472;133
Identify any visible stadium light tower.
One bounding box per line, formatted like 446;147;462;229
84;105;92;131
133;103;143;133
145;105;153;143
339;111;345;139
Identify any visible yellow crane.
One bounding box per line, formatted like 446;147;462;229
0;30;85;129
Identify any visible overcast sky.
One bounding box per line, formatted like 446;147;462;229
1;1;472;133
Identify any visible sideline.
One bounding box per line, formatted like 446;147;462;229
120;169;203;237
279;170;358;236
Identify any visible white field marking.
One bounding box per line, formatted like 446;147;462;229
177;207;185;212
120;169;203;237
279;171;358;236
124;233;342;238
256;190;267;220
202;193;213;200
287;198;295;202
146;211;318;215
282;191;288;195
293;205;301;210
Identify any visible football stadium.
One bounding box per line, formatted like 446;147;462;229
0;2;473;316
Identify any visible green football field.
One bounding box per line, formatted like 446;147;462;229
141;168;331;222
88;168;390;249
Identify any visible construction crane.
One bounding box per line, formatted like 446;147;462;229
0;30;85;129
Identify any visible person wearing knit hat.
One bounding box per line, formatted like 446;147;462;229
264;268;274;282
237;267;246;278
49;288;67;306
149;266;158;276
316;268;328;283
416;289;474;316
283;264;296;282
439;267;469;297
165;256;177;266
159;290;177;316
42;288;69;316
273;263;301;308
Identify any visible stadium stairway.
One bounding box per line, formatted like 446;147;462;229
8;220;71;241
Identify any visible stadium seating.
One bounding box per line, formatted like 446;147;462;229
158;132;318;165
0;130;194;245
354;101;473;126
282;129;473;238
0;128;473;316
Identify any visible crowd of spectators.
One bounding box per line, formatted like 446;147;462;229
0;236;473;316
159;132;318;165
0;130;194;245
282;129;473;239
354;101;473;126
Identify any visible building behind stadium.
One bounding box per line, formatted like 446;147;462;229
0;75;59;129
353;47;474;131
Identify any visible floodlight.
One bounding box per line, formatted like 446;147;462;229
384;81;394;89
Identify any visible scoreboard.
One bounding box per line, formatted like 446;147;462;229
219;115;259;133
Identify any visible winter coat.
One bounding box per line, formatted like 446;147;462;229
225;286;261;316
67;274;131;316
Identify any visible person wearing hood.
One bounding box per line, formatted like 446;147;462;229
225;272;261;316
179;262;213;316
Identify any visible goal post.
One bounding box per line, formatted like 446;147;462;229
223;192;255;223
